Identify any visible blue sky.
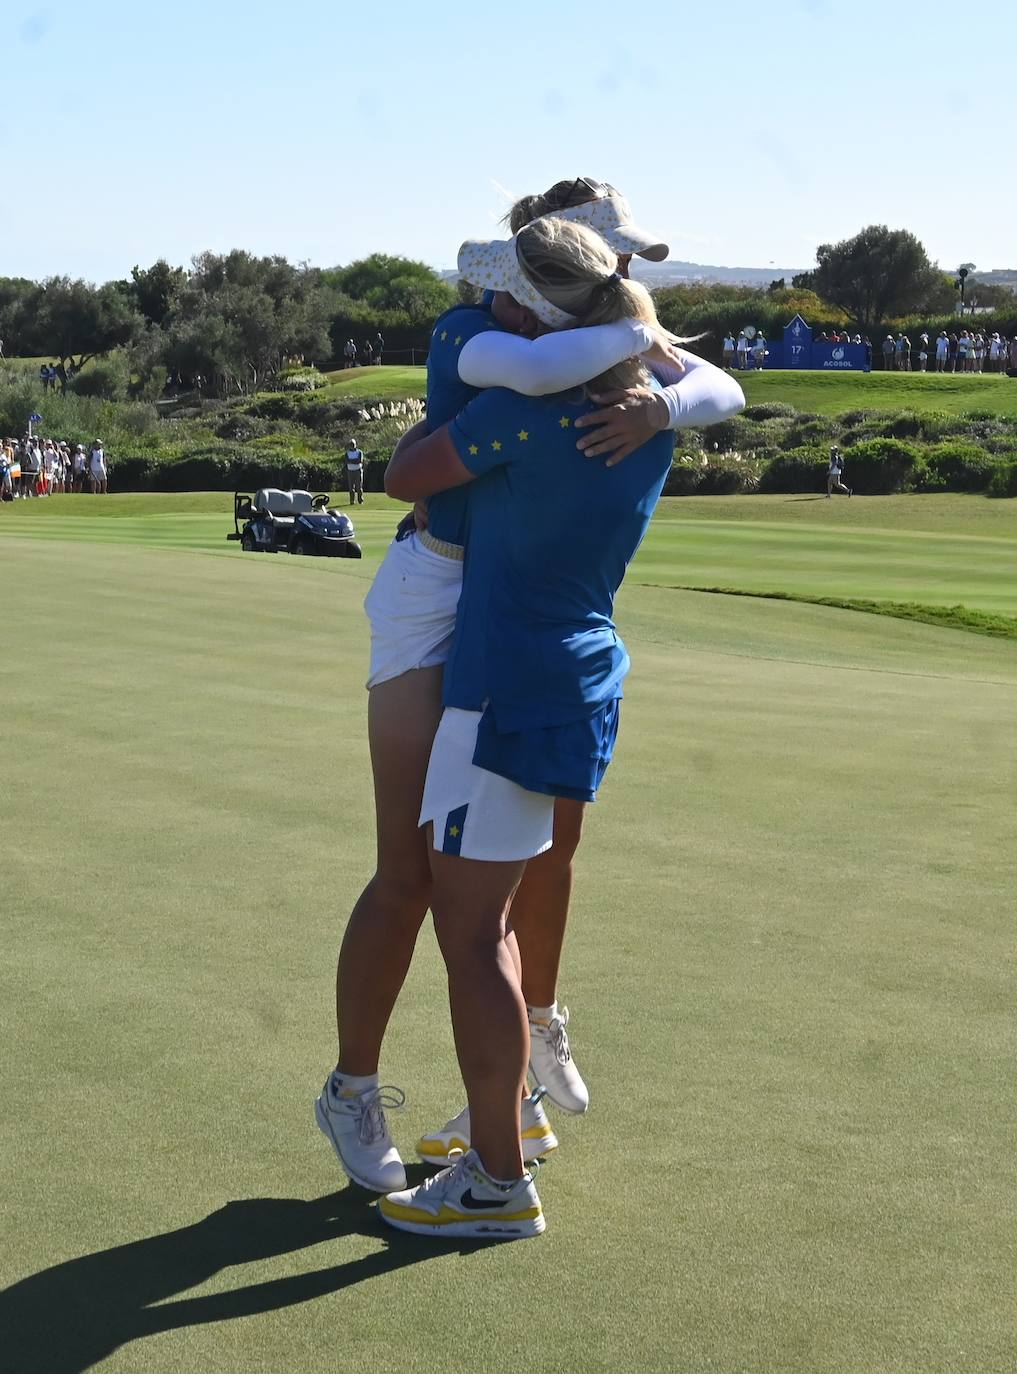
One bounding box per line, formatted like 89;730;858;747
2;0;1013;283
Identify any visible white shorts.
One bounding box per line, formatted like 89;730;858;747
90;464;106;481
364;532;464;689
420;708;554;862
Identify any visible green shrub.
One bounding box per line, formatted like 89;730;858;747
215;413;279;442
661;456;758;496
701;415;764;453
116;402;160;436
277;366;326;392
130;365;169;403
742;400;798;421
987;462;1017;498
923;442;997;492
785;415;838;448
70;355;130;401
758;446;827;493
841;438;922;494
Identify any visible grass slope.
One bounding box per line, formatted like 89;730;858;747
6;492;1013;620
1;539;1015;1373
739;368;1017;417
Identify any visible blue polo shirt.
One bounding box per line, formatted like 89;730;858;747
441;385;675;731
425;303;500;544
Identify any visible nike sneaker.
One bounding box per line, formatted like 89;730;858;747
379;1149;544;1240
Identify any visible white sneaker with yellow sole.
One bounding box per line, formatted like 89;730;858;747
379;1149;545;1240
415;1089;558;1167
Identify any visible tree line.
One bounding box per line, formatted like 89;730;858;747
0;251;457;398
2;226;1012;397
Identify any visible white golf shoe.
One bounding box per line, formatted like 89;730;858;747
528;1006;589;1114
379;1149;545;1240
315;1073;407;1193
415;1090;559;1167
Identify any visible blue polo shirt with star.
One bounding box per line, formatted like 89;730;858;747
440;385;675;730
425;303;500;544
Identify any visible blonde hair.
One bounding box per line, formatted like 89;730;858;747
515;217;658;393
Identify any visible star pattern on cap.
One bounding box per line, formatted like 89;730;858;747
454;336;462;346
440;330;448;341
468;444;479;456
517;430;529;442
491;440;502;451
559;416;571;428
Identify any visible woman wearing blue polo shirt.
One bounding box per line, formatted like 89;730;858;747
317;187;743;1203
370;217;677;1239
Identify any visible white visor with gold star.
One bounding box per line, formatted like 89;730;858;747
457;236;576;328
551;194;669;262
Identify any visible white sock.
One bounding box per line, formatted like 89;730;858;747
527;1002;558;1025
330;1069;379;1098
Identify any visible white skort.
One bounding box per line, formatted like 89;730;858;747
364;532;464;689
419;707;554;863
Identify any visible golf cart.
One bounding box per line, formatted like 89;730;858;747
228;489;362;558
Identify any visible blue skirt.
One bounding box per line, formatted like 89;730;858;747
472;699;620;803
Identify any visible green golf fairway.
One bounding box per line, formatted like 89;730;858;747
2;498;1016;1373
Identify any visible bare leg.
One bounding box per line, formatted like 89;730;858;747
335;666;443;1075
430;845;528;1181
510;798;585;1008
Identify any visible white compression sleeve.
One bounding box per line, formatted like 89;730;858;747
650;350;746;430
457;319;657;396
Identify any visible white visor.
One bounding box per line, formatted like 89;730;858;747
457;237;575;328
551;194;669;262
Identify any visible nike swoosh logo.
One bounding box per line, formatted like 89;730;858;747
459;1188;510;1211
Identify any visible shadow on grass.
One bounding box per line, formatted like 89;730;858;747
1;1169;477;1374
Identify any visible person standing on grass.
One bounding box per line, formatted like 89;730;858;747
935;331;949;372
314;182;742;1214
373;332;385;366
370;218;677;1240
722;332;735;368
88;440;107;495
827;445;851;497
71;444;86;492
343;338;357;369
882;335;895;370
345;439;364;505
735;332;749;370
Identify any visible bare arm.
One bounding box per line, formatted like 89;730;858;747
385;425;476;503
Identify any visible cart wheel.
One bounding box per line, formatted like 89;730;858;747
292;537;313;556
347;541;363;559
240;530;256;552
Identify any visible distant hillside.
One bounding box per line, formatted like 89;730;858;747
970;269;1017;291
629;260;807;288
444;260;1017;292
442;260;808;289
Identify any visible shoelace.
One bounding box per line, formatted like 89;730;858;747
414;1149;471;1211
546;1008;572;1066
356;1085;405;1146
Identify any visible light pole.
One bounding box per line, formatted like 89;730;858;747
955;263;976;315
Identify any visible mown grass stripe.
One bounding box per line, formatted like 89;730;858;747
667;584;1017;640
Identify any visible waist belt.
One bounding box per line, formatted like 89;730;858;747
417;529;464;562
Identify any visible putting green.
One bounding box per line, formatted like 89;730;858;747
1;507;1016;1373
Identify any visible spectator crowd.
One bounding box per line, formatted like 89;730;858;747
1;436;108;501
878;330;1017;373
